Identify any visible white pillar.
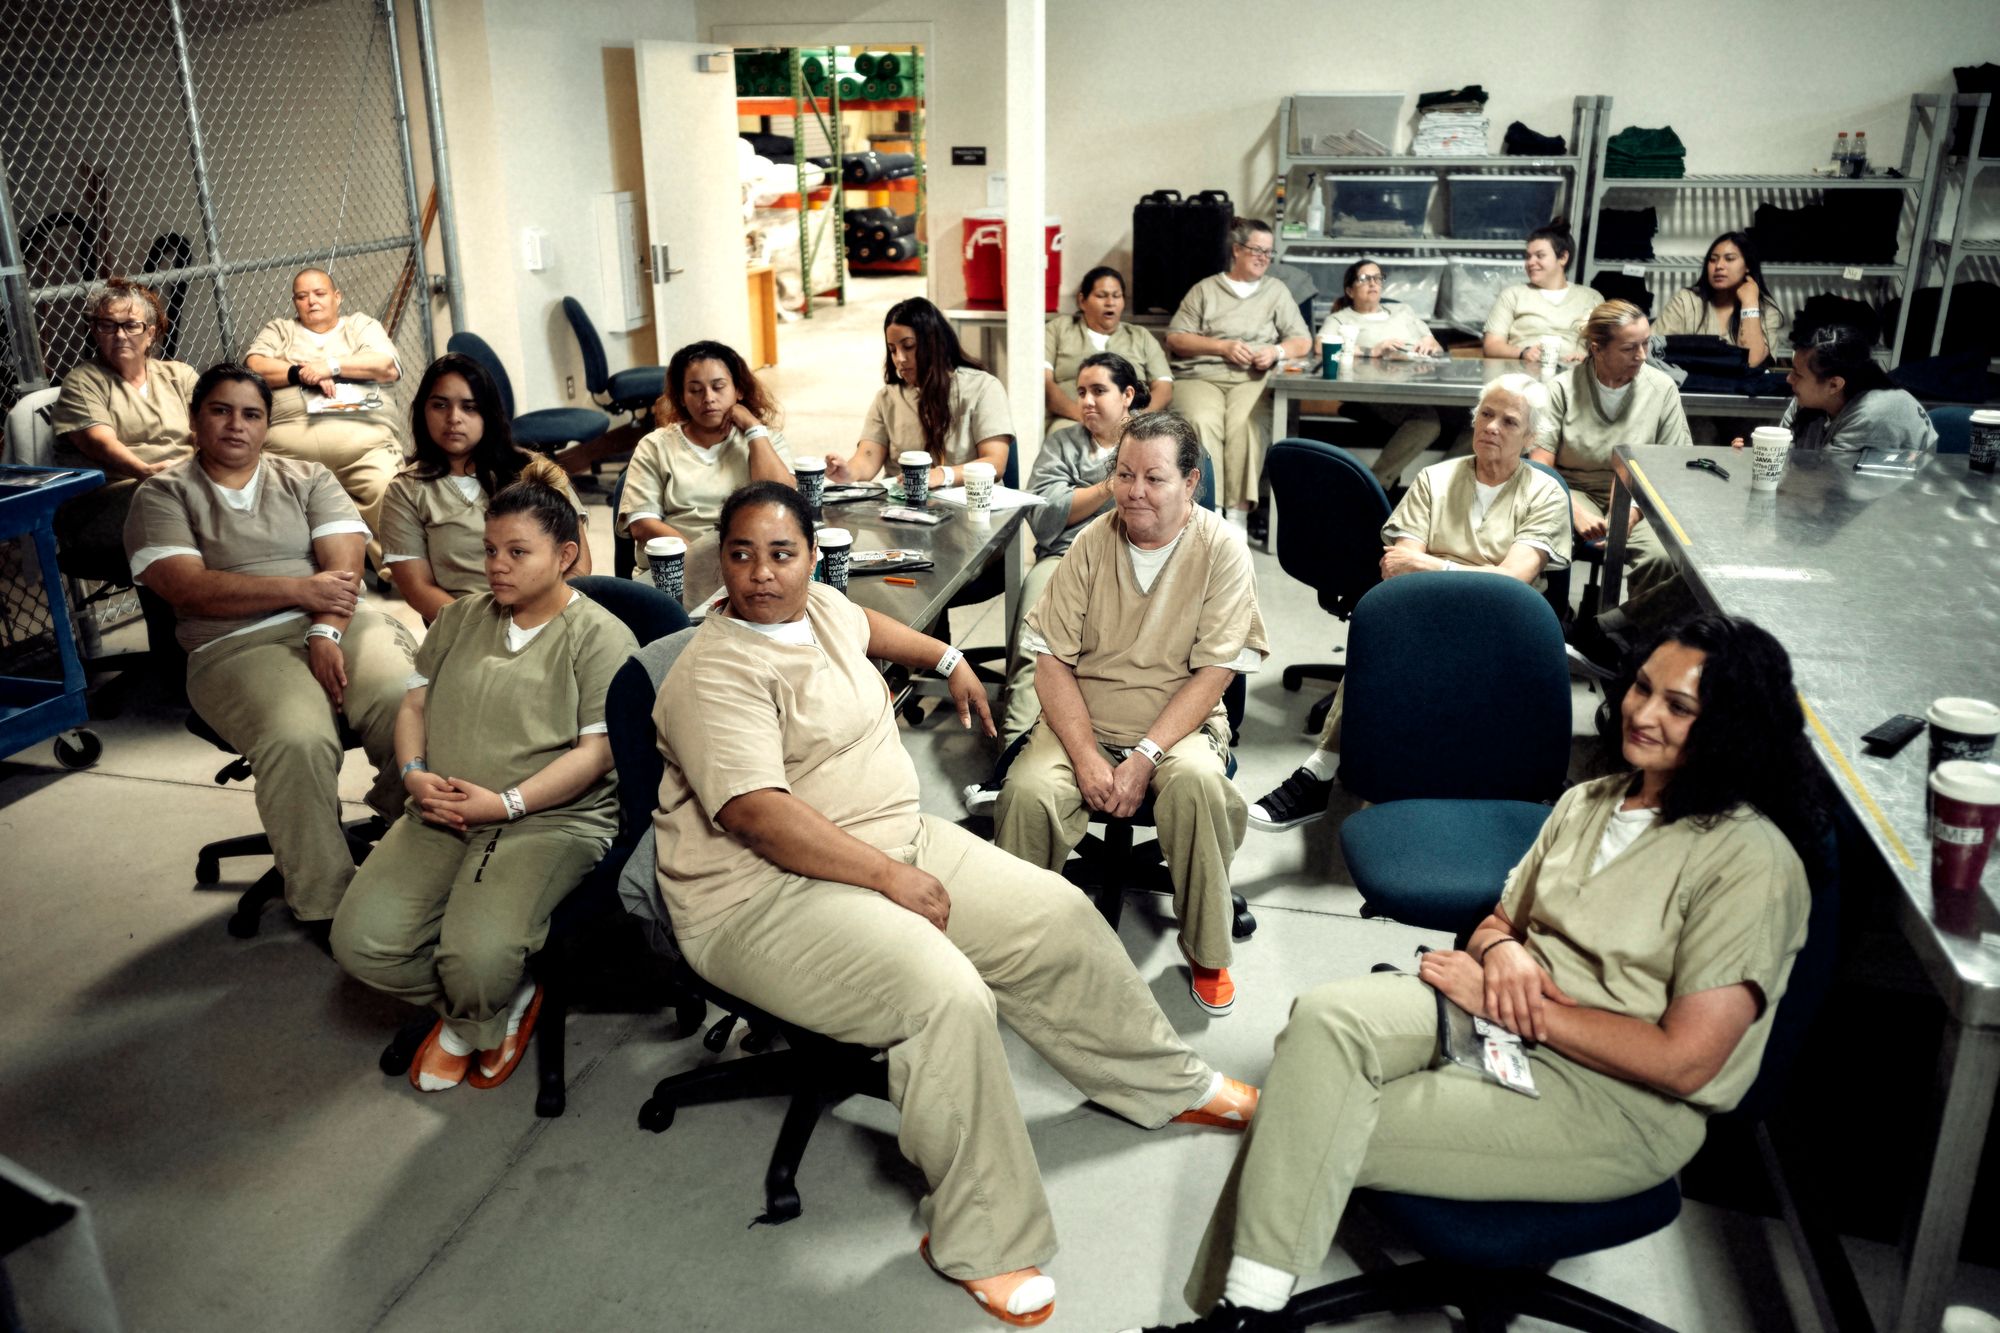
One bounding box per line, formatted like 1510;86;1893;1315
1003;0;1046;477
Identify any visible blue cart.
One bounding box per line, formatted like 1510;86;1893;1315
0;465;106;769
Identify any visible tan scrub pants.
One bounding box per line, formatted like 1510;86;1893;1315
185;609;413;920
678;814;1211;1281
1175;372;1271;510
999;554;1065;745
1356;403;1441;489
1568;485;1688;635
1183;972;1708;1314
332;814;608;1049
263;408;403;566
994;718;1246;969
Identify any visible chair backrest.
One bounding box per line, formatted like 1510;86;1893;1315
568;574;690;648
1266;437;1389;619
1338;573;1571;803
608;472;635;580
5;386;62;467
446;330;517;420
560;297;610;398
611;626;701;959
1194;455;1217;512
1524;458;1574;619
1930;404;1973;455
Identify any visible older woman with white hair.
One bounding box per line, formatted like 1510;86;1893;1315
1248;373;1570;831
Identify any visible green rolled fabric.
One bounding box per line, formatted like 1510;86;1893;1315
873;53;901;77
858;78;879;101
802;55;825;83
838;76;862;100
853;51;878;76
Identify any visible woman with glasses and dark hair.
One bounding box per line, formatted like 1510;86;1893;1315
379;353;591;623
617;339;793;564
1132;613;1824;1333
826;297;1012;491
1317;257;1445;488
1736;326;1937;455
49;278;199;575
1656;231;1787;367
1164;218;1311;527
1481;219;1600;365
1043;266;1173;435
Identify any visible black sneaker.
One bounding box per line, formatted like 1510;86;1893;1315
1118;1299;1292;1332
1565;615;1623;680
1247;766;1334;831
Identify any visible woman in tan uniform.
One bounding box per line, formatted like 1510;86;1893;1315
244;267;405;545
1481;220;1602;365
124;364;414;928
995;410;1268;1018
1132;614;1824;1333
333;458;636;1093
49;279;199;577
826;297;1011;492
1654;231;1786;367
379;353;590;623
1165;218;1311;523
1043;266;1173;436
654;481;1256;1327
1317;258;1445;489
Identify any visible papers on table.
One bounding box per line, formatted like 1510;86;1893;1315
928;485;1046;511
305;383;384;415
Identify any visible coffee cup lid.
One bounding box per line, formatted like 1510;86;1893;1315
1930;759;2000;805
1928;696;2000;737
899;451;933;467
791;456;826;472
644;536;686;556
1970;410;2000;425
961;461;996;479
816;526;852;547
1751;426;1792;444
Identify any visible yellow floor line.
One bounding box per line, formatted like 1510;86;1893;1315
1800;694;1915;869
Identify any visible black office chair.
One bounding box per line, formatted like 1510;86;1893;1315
608;472;637;581
1930;405;1973;454
561;296;666;429
445;330;610;455
615;627;890;1223
1267;438;1390;735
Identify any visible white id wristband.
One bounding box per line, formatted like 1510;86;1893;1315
744;423;771;440
934;646;964;677
305;623;342;645
1134;737;1166;767
502;787;527;821
941;466;956;488
400;756;426;777
1740;307;1762;319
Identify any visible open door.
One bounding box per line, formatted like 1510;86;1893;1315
635;41;749;358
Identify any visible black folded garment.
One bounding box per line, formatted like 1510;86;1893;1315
1749;190;1901;263
1594;207;1657;260
1417;84;1489;109
1660;335;1749;378
1793;293;1881;346
1680;368;1791;398
1589;270;1654;316
1891;348;1999;404
1883;281;2000;358
1503;121;1566;156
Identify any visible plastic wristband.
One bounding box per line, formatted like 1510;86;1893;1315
502;787;527;821
1740;308;1762;319
1482;937;1522;963
400;756;426;777
1133;737;1166;767
934;645;964;677
305;623;342;645
1437;558;1454;572
941;465;956;488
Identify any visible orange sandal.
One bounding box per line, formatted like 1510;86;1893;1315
468;983;544;1089
408;1019;471;1093
1172;1075;1260;1130
920;1234;1055;1327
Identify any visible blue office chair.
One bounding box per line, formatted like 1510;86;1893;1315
1930;405;1973;454
1336;574;1570;935
446;329;610;454
1267;438;1390;735
1526;458;1576;624
561;297;666;429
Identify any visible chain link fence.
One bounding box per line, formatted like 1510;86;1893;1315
1;0;433;674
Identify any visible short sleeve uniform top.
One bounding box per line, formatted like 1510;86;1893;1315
1483;283;1603;360
1043;316;1173;390
1168;275;1310;377
378;470;590;598
243;313;402;430
858;367;1012;467
49;357;200;468
1383;457;1571;586
615;423;795;544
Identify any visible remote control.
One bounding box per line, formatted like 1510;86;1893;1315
1860;714;1926;755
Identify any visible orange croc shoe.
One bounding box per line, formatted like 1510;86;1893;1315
408;1020;471;1093
1172;1075;1260;1130
1180;939;1236;1016
469;982;544;1089
920;1235;1055;1327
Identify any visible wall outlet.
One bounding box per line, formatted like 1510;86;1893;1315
565;375;576;400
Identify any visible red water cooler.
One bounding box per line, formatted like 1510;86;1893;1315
962;211;1063;311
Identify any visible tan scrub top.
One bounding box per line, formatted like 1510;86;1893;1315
123;453;362;652
49;357;200;468
1383;457;1572;589
858;366;1013;467
1483;283;1603;361
1026;504;1267;748
1655;288;1789;357
615;423;795;544
244;313;402;433
1498;774;1810;1113
1044;316;1172;392
412;590;636;840
1537;362;1692;504
652;583;921;939
1318;304;1433;354
1168;275;1310;377
379;470;590;599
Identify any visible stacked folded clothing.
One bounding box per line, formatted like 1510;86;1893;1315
1594;206;1659;260
1412;85;1490;156
1590;270;1655;316
1605;125;1686;178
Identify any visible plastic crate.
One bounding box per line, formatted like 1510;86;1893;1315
1289;92;1403;156
1445;255;1521;326
1377;256;1446;319
1446;175;1563;241
1325;175;1437;239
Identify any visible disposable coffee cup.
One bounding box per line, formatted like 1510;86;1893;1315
961;460;997;521
1749;426;1791;492
1537;335;1562;374
897;450;933;505
815;526;853;590
1322;337;1342;380
1929;697;2000;773
1929;760;2000;935
1970;409;2000;475
792;456;826;520
643;536;686;604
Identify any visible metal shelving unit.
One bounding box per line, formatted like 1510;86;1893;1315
845;48;927;276
1577;92;1954;364
1925;93;1998;358
736;47;846;318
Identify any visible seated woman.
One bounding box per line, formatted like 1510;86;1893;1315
49;279;199;579
826;297;1011;491
617;339;794;567
333;458;635;1093
244;267;405;544
124;364;414;927
1164;218;1311;525
1745;326;1938;455
654;481;1256;1327
1318;258;1445;489
1654;231;1788;367
379;353;591;624
1043;266;1173;436
996;411;1267;1017
1481;220;1601;365
1248;375;1568;831
1132;614;1822;1333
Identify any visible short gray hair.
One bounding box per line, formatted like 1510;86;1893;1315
1476;372;1550;442
1226;216;1273;251
85;278;160;327
1119;409;1203;476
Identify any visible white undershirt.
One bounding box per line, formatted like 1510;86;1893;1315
1083;327;1111;352
449;474;483;500
1220;276;1260;299
1470;479;1505;526
1590;805;1659;875
1538;285;1571;305
1595;376;1634;415
1018;524;1262;673
723;613;817;646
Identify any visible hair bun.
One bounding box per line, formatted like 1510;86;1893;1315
518;456;569;492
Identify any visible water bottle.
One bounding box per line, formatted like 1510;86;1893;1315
1829;131;1849;174
1303;172;1325;235
1848;131;1868;179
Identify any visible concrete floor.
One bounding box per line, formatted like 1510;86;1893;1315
4;273;1997;1331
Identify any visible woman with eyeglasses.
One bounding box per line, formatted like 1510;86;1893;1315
48;278;199;577
1164;218;1312;528
1317;258;1444;489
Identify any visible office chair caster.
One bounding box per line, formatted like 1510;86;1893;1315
671;997;707;1038
1231;893;1257;940
759;1165;803;1225
195;854;221;885
741;1027;775;1055
226;870;284;938
52;728;102;769
637;1098;676;1132
704;1015;737;1052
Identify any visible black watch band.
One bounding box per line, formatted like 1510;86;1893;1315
287;363;303;386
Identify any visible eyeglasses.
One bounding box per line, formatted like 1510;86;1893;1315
90;319;149;337
1237;244;1275;259
1350;274;1384;286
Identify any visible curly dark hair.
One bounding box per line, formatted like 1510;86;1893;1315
406;352;532;493
1594;613;1830;878
656;340;781;431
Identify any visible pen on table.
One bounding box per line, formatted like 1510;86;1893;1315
884;576;918;586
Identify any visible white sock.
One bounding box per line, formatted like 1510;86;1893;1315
502;978;537;1037
1189;1069;1224;1114
436;1024;474;1057
1225;507;1249;529
1223;1255;1297;1313
1301;748;1339;781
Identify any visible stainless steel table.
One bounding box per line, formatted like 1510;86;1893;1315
1606;443;2000;1333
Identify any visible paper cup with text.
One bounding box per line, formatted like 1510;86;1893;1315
815;526;853;590
1929;697;2000;774
898;451;933;505
643;536;686;604
1929;760;2000;935
791;455;826;521
1537;335;1562;375
1749;425;1792;492
961;460;997;521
